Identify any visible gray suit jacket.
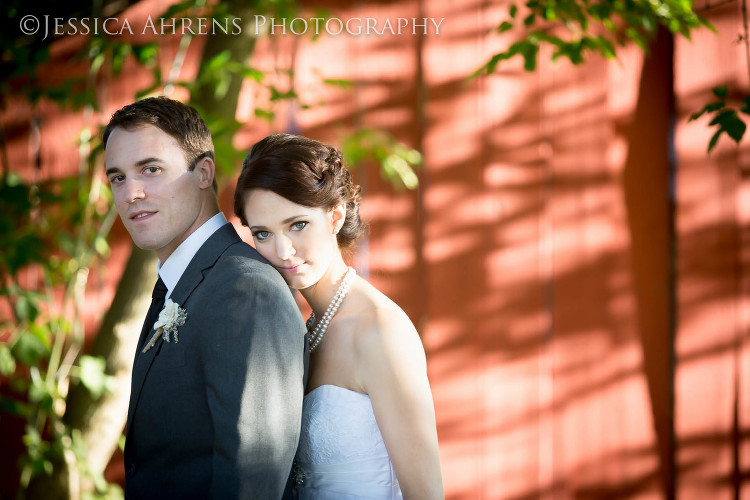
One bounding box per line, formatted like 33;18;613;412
124;223;307;499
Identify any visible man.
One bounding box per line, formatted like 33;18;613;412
103;96;307;499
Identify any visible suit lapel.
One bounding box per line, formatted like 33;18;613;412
168;224;241;306
125;223;243;439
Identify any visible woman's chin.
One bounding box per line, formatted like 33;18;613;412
281;274;313;290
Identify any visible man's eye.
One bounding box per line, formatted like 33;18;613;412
109;175;124;184
144;166;160;174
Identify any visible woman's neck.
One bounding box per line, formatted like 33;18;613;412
300;259;351;316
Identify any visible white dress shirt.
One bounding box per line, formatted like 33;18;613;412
158;212;228;299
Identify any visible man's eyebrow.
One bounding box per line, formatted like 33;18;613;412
105;157;164;177
135;157;163;167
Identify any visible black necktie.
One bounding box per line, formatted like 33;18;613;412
137;277;168;353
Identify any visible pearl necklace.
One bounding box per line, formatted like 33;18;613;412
306;267;356;352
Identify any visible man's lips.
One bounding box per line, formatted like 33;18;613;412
129;211;156;221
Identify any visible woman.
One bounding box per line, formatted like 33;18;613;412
234;134;443;499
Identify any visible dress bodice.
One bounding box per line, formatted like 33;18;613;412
294;385;402;499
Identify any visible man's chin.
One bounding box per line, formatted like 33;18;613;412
130;237;163;252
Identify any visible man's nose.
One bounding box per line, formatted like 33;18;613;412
124;179;146;203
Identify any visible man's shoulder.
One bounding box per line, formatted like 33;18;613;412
199;241;299;314
212;240;283;281
220;239;264;261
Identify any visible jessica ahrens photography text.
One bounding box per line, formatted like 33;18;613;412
19;14;446;40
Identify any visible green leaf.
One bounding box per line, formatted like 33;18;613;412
741;96;750;115
28;367;53;415
323;78;354;88
0;396;32;418
132;43;159;65
510;4;518;18
483;53;505;74
12;330;49;366
341;129;421;190
595;36;617;59
110;44;131;75
206;50;232;71
79;355;114;399
12;290;43;323
94;236;110;257
240;67;265;82
700;18;717;32
496;21;514;33
269;87;298;102
722;113;746;142
0;344;16;375
705;101;727;113
705;110;747;152
522;43;539;71
383;155;419;189
254;108;275;120
689;101;726;121
712;86;729;99
707;128;722;153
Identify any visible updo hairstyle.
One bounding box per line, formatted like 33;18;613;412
234;133;367;253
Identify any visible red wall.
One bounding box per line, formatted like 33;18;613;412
2;0;748;498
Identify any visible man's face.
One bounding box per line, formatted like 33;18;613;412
105;124;204;262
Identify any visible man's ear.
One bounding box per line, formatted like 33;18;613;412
195;157;216;190
331;203;346;234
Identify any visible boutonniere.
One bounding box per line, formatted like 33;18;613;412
142;299;188;353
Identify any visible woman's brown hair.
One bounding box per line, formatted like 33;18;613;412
234;134;367;252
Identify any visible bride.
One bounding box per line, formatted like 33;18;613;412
234;134;443;499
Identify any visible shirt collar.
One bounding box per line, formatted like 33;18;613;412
157;212;228;299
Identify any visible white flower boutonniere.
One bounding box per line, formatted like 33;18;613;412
141;299;188;354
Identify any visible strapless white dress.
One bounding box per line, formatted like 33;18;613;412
293;385;402;499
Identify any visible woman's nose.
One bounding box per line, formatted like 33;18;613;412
276;235;296;260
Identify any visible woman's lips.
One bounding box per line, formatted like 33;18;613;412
279;264;304;274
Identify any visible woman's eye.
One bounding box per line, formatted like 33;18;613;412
291;221;308;231
144;166;160;175
253;231;270;241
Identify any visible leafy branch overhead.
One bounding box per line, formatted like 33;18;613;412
342;128;422;190
477;0;712;74
690;85;750;153
477;0;750;153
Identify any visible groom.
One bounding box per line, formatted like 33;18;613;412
103;96;307;499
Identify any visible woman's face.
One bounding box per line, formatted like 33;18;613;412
242;188;343;290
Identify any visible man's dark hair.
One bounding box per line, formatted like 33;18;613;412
103;96;217;190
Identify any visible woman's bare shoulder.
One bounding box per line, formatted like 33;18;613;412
344;279;426;377
348;279;418;339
